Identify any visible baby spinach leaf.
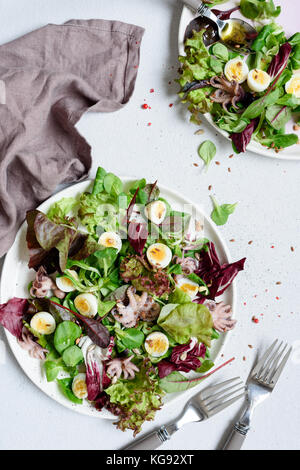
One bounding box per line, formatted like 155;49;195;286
240;0;281;20
116;328;145;349
257;133;299;149
103;173;123;197
211;43;229;62
210;196;237;226
209;56;224;74
198;140;217;169
98;300;116;317
62;345;83;367
54;321;82;354
57;378;82;404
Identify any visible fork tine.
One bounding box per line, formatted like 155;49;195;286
259;341;284;380
250;339;278;378
205;386;246;409
207;391;247;417
268;345;292;387
200;377;240;399
262;342;286;382
203;382;244;406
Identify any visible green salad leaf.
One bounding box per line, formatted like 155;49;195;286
57;377;82;404
158;303;213;347
210;196;237;226
53;321;82;354
240;0;281;20
105;359;164;436
198;140;217;169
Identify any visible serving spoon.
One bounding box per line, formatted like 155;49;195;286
182;0;257;53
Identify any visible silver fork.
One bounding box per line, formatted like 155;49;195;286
123;377;246;450
222;339;292;450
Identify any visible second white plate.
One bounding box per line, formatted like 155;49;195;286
178;2;300;160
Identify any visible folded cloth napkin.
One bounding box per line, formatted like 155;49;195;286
0;19;144;257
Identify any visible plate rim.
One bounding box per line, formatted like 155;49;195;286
178;4;300;161
1;177;236;420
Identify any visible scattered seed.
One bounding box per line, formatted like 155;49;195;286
252;316;259;324
215;161;220;165
229;154;234;158
248;344;253;349
243;356;246;361
147;122;152;126
248;240;253;245
208;185;212;191
291;246;295;252
276;281;281;285
230;239;235;242
142;103;148;109
194;128;204;135
228;167;231;172
150;88;154;93
169;103;173;108
293;124;300;131
193;163;199;167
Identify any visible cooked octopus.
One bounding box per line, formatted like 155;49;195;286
173;256;199;275
205;300;237;332
17;326;48;360
30;266;65;299
106;356;139;381
111;286;160;328
209;75;245;111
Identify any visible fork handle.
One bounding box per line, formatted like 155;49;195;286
123;426;171;450
222;424;247;450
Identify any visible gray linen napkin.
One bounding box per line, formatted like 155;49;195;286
0;19;144;256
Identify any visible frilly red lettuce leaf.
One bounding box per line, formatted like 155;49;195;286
0;297;29;339
26;210;100;274
196;242;246;300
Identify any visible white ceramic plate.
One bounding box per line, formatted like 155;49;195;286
1;178;236;420
178;1;300;160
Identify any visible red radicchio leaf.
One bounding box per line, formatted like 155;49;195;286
126;186;148;255
127;222;148;256
95;392;109;411
196;242;246;300
86;360;101;401
0;298;29;339
268;42;292;79
50;301;110;348
158;339;206;378
157;361;177;379
230;119;258;153
170;339;206;372
86;361;111;401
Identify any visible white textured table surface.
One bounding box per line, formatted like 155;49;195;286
0;0;299;451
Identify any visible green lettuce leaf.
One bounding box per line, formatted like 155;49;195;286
158;302;214;347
